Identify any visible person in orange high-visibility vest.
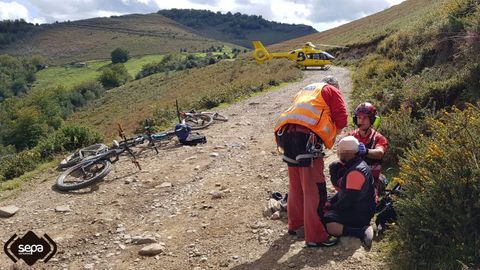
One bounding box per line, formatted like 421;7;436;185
274;76;347;247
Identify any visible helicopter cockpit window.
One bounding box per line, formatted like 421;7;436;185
307;53;321;60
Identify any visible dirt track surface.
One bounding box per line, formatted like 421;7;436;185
0;66;386;269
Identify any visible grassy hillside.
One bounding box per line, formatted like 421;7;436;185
0;14;236;65
270;0;447;58
69;57;302;138
157;9;317;48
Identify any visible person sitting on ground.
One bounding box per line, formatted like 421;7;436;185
330;102;388;197
324;136;376;248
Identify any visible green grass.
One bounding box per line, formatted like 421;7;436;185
32;52;230;90
123;54;166;77
0;159;57;200
32;54;165;90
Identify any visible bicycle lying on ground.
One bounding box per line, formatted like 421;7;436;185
137;119;177;154
375;182;401;235
55;124;141;191
175;99;228;130
58;121;176;168
177;110;228;130
58;143;109;169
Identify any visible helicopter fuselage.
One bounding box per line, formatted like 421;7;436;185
252;41;335;68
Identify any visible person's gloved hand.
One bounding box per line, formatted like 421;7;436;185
358;143;369;157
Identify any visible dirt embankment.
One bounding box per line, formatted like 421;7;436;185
0;66;386;270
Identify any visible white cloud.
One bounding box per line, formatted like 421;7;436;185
0;1;29;20
386;0;404;5
0;1;46;23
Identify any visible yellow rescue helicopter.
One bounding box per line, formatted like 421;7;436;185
252;41;347;69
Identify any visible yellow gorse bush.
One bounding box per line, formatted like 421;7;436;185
391;103;480;269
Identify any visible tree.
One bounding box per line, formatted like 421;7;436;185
99;64;131;88
4;107;48;150
111;48;130;64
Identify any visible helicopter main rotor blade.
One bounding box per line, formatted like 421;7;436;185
316;43;349;49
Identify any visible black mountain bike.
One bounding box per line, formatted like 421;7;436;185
375;183;401;235
55;124;141;191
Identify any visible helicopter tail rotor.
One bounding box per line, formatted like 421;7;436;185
252;41;271;64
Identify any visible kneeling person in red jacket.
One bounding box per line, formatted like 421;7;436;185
324;136;375;248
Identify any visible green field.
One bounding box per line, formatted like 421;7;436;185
32;54;165;90
32;51;231;90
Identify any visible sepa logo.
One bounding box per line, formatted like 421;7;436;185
4;231;57;266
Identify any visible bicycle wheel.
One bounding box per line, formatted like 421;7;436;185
211;113;228;122
58;152;82;169
184;114;213;130
58;143;108;169
56;159;112;191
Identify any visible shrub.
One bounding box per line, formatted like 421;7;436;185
151;107;178;130
0;150;41;181
3;106;49;151
0;124;102;182
390;104;480;269
72;80;105;100
135;53;221;79
34;124;103;159
111;47;129;64
197;88;232;109
99;64;131;88
268;79;279;86
377;107;425;167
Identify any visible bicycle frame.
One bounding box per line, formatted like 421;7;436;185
142;119;176;154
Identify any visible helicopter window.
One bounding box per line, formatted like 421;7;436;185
319;53;327;60
307;53;320;60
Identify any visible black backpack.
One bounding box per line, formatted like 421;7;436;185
180;133;207;146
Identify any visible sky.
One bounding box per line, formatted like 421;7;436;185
0;0;406;31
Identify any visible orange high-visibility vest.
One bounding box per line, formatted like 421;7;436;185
274;83;337;149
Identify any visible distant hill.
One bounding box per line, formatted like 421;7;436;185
0;14;237;65
270;0;445;56
157;9;317;48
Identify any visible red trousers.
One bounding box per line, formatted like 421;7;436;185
287;158;328;243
